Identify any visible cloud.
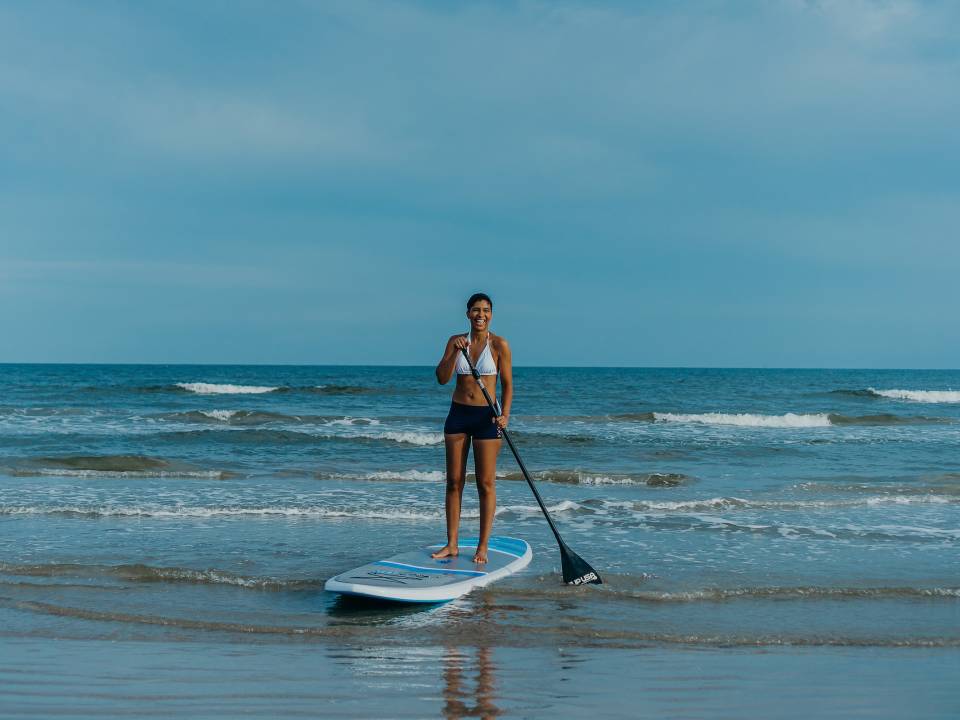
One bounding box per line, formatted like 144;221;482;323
1;1;958;364
3;1;958;184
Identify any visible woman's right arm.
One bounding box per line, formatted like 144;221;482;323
436;335;466;385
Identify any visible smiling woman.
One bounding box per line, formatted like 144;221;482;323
431;293;512;564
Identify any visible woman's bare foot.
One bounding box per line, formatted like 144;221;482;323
472;546;488;564
431;544;458;559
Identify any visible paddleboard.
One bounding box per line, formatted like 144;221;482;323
324;536;532;603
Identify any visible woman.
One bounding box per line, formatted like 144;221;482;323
431;292;512;564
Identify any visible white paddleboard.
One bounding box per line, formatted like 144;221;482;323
324;536;532;603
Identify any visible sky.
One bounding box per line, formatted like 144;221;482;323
1;0;958;367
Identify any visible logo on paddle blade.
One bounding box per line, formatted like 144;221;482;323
569;572;598;585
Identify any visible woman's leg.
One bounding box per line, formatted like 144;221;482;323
431;433;470;558
471;437;502;563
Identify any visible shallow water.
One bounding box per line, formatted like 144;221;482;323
1;365;958;715
1;639;957;718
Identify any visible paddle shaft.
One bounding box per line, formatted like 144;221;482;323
458;347;569;549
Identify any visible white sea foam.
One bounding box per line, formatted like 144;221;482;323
32;469;229;480
0;505;447;520
363;470;446;482
327;417;380;427
495;500;581;517
653;412;832;428
601;495;956;513
577;475;638;485
176;383;277;395
365;431;443;446
200;410;237;421
0;500;577;520
845;523;960;540
869;388;960;403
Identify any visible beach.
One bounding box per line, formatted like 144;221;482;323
1;364;958;717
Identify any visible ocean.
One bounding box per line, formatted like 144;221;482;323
1;364;958;717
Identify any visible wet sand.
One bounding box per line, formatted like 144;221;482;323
1;634;958;718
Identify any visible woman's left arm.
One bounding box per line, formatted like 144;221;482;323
496;338;512;429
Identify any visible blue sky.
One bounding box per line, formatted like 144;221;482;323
1;0;958;366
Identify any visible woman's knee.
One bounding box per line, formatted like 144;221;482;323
445;475;466;492
475;474;496;496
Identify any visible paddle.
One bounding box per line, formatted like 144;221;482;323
459;347;602;585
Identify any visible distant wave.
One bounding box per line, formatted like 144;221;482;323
180;409;290;423
868;388;960;403
826;413;944;425
630;586;960;601
612;510;960;542
316;469;696;486
650;411;941;428
0;500;578;521
503;582;960;603
798;474;960;497
159;427;442;446
600;494;956;514
829;387;960;403
371;431;442;446
175;382;278;394
827;388;884;399
654;412;832;428
161;410;381;427
317;469;447;482
501;470;695;487
15;468;232;480
175;383;388;396
129;383;387;396
0;561;321;590
4;454;235;480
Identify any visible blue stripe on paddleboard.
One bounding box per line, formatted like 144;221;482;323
486;537;528;558
375;561;487;577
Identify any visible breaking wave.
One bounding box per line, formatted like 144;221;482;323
653;412;832;427
500;470;695;486
868;388;960;403
0;500;579;521
599;495;956;513
502;581;960;603
158;427;442;446
0;561;320;590
829;388;960;403
161;410;381;427
3;455;235;480
315;469;696;487
317;470;447;482
650;412;941;427
175;383;278;395
131;383;388;396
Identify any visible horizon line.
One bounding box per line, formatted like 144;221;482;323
1;362;958;372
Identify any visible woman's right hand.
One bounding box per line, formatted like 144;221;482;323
453;334;470;352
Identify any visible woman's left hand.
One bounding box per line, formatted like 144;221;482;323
495;414;509;430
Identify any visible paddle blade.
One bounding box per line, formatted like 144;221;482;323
560;545;602;586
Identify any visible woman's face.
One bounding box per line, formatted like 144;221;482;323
466;301;492;331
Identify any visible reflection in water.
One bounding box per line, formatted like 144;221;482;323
443;646;500;720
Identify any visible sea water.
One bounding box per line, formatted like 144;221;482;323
1;365;958;717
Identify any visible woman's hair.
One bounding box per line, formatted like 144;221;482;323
466;292;493;310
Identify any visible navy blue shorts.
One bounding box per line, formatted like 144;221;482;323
443;401;501;440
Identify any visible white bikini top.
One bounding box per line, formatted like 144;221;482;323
455;334;498;376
